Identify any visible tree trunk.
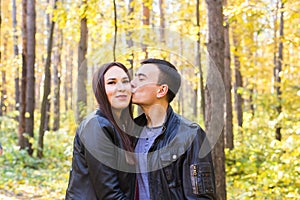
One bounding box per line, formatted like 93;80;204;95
113;0;117;61
205;0;226;199
12;0;20;111
53;29;62;131
274;1;284;141
223;2;233;150
64;47;73;111
249;88;254;116
159;0;165;42
142;0;150;58
43;0;51;131
35;60;42;111
193;84;198;119
64;53;69;111
70;48;73;110
1;61;7;116
232;29;243;129
38;0;58;158
196;0;205;120
179;39;184;116
77;0;88;122
44;97;51;131
126;0;134;77
273;0;278;92
178;68;183;115
0;75;5;116
0;34;8;116
19;0;27;149
25;0;36;156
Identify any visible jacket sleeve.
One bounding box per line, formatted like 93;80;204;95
182;127;216;200
76;117;130;200
65;129;99;200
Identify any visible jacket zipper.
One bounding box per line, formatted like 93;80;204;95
193;165;199;195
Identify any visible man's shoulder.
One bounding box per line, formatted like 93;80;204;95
174;114;207;140
176;114;203;130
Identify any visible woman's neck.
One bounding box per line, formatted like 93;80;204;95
112;109;122;120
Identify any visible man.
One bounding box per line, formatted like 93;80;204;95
131;58;216;199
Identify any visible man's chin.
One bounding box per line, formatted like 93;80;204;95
131;100;139;104
131;98;140;105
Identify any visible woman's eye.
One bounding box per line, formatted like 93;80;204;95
123;80;130;84
107;81;116;85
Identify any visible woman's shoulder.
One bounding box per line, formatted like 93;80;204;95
77;111;116;142
79;110;114;130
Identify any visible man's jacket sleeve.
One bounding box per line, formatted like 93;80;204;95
182;127;216;200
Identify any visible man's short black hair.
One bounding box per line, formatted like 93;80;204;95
141;58;181;103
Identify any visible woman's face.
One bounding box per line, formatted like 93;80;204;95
104;66;132;111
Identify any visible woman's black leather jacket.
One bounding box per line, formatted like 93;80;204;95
65;110;136;200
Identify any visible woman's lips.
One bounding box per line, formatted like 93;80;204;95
116;95;128;100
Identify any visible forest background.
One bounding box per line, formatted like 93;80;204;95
0;0;299;199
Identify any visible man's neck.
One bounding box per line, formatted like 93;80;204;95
142;103;168;128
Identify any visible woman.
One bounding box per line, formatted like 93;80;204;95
65;62;136;200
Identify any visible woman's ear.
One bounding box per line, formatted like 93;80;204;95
157;84;168;99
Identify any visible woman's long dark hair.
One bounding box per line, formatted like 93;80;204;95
92;62;134;153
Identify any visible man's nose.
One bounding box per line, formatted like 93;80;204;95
130;79;136;88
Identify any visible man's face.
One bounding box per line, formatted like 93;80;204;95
131;64;160;106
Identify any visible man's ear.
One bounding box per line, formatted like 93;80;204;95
157;84;168;99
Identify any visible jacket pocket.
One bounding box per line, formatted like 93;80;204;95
160;152;181;188
160;152;174;183
190;162;214;195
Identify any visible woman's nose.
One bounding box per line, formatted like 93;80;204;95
117;82;126;91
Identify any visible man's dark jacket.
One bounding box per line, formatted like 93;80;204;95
134;106;216;200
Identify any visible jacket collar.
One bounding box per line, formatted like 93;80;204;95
134;106;178;138
134;105;173;125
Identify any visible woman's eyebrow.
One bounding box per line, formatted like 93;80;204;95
106;76;129;81
106;77;116;81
